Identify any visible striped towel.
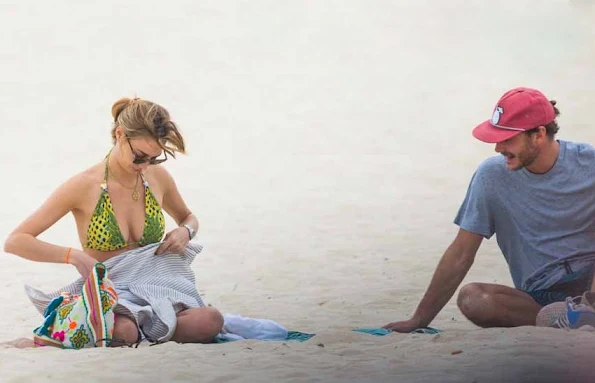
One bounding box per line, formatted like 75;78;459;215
25;242;205;343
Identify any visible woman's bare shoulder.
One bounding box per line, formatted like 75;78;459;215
61;162;105;194
145;164;176;185
24;162;106;217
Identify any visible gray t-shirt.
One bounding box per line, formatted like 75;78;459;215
454;140;595;291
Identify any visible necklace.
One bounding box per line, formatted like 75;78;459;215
108;163;141;201
131;177;141;201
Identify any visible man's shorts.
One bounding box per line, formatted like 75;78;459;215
524;264;594;307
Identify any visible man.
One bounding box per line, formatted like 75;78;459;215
384;87;595;332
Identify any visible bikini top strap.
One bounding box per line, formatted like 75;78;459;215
103;149;112;185
139;172;149;188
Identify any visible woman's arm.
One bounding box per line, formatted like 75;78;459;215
4;174;100;277
4;175;84;263
155;166;199;254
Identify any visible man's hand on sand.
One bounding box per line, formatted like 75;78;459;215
382;318;422;333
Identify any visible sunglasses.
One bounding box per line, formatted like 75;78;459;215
127;138;168;165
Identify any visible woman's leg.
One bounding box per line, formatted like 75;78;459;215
0;338;36;348
171;307;224;344
110;314;140;347
1;314;139;348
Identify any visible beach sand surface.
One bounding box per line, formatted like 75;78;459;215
1;1;595;382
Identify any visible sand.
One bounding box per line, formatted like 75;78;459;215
1;1;595;382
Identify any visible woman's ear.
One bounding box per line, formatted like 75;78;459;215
114;126;124;141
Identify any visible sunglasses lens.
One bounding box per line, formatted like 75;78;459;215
149;159;167;165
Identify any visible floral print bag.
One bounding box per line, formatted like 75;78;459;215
33;263;118;349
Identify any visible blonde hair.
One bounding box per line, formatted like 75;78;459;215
110;97;186;157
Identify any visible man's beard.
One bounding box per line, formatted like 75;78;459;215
504;142;540;171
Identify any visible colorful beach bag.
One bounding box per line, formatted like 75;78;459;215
33;263;118;349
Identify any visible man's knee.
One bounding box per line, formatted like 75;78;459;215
457;283;490;316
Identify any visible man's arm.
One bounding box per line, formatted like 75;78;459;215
383;228;483;332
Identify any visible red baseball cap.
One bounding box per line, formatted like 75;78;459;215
472;87;556;143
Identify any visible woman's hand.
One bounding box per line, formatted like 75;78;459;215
155;227;190;255
68;249;99;278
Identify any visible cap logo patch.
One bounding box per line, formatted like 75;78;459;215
491;107;503;125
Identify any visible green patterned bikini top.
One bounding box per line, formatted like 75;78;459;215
84;156;165;252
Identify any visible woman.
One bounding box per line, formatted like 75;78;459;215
4;97;223;346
